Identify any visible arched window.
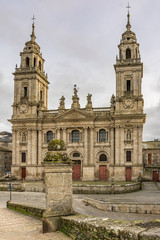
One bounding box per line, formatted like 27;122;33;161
47;131;53;143
39;61;41;71
34;57;36;67
73;152;80;157
99;129;107;142
26;57;30;67
72;130;80;143
99;154;107;162
126;48;131;59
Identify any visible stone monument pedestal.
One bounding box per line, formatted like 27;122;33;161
42;163;74;233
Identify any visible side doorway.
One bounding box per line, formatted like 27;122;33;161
153;171;159;181
22;167;26;180
126;167;132;181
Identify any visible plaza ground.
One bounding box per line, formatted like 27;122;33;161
0;182;159;239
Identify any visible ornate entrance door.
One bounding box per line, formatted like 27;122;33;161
153;171;159;181
72;161;81;180
99;165;107;180
22;167;26;179
126;167;131;181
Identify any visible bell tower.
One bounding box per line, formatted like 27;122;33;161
12;21;49;119
114;10;143;114
113;7;146;181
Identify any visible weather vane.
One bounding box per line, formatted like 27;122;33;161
31;15;36;24
126;2;131;14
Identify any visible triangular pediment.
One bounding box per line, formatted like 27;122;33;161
54;108;92;121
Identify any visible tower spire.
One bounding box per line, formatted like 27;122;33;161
126;3;131;31
30;15;36;42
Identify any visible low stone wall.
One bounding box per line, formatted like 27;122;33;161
73;182;141;194
0;182;22;191
60;215;160;240
83;197;160;215
0;181;44;192
0;181;141;194
7;201;45;219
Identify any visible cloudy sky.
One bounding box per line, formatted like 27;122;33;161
0;0;160;141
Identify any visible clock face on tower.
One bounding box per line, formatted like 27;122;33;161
19;104;28;113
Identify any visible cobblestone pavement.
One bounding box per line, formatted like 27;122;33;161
0;196;70;240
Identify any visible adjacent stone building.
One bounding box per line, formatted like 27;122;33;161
0;132;12;177
10;12;146;181
0;147;12;177
143;140;160;181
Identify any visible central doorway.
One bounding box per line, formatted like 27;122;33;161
99;165;107;180
72;160;81;180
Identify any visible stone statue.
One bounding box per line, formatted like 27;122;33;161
127;130;131;140
58;96;65;110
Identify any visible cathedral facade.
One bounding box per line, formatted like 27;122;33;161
10;13;146;181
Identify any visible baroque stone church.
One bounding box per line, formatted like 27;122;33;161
10;12;146;181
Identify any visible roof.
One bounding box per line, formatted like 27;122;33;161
0;146;12;152
0;132;12;142
143;141;160;150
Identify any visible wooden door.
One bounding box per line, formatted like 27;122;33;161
22;167;26;179
126;167;131;181
153;171;159;181
72;163;81;180
99;165;107;180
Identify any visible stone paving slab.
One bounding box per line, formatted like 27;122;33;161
0;208;70;240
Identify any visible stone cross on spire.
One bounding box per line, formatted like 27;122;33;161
126;3;131;31
30;15;36;42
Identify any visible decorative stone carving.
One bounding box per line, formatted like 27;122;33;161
19;103;28;113
123;97;134;109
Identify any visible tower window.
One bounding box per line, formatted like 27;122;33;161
47;131;53;143
127;80;131;92
99;154;107;162
22;152;26;162
39;61;41;71
34;57;36;67
26;57;30;67
126;151;131;162
40;90;43;101
126;48;131;59
71;130;80;143
24;87;28;98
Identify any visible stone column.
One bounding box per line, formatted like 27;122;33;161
63;128;67;143
90;127;94;166
42;162;73;232
56;128;60;139
84;127;88;165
